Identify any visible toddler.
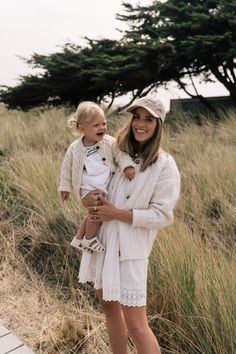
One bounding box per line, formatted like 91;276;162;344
59;101;135;253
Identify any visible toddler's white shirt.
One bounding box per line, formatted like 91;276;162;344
80;145;110;197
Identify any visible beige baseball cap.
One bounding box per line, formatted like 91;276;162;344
126;96;166;122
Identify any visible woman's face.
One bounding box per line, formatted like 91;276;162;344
131;107;157;144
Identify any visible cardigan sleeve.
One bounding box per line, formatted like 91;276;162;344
132;157;180;230
112;142;136;173
58;146;73;193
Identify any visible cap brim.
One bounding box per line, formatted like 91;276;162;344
126;104;161;120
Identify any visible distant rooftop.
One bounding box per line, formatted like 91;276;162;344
170;95;234;113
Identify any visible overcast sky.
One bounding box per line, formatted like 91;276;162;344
0;0;228;109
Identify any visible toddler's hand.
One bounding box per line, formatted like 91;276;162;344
61;191;70;202
124;166;135;181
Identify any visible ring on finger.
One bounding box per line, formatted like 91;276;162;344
94;206;97;212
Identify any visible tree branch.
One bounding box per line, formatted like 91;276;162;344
176;78;218;114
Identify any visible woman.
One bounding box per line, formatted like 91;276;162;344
79;96;181;354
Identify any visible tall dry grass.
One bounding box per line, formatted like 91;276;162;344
0;103;236;353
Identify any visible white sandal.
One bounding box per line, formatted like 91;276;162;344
70;236;93;253
82;236;105;253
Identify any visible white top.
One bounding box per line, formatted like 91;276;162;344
80;145;110;197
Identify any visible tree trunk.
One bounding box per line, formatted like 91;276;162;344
210;66;236;105
177;78;218;114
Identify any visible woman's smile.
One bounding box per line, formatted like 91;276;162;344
132;107;157;143
135;128;148;133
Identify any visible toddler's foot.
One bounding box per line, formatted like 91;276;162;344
82;236;105;253
70;236;92;253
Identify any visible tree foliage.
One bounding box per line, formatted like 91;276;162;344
0;39;170;110
118;0;236;103
0;0;235;109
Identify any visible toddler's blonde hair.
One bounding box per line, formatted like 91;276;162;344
68;101;105;129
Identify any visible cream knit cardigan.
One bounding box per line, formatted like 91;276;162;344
99;152;181;260
58;134;135;200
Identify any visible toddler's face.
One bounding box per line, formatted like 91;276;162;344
80;113;107;146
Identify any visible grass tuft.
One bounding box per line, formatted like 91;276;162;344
0;104;236;353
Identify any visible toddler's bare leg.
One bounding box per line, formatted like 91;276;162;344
75;217;87;240
84;218;101;240
82;218;105;252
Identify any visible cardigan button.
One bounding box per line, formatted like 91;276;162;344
126;195;130;199
102;157;106;161
96;146;100;149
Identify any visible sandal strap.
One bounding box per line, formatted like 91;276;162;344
70;236;82;248
82;236;105;252
70;236;93;253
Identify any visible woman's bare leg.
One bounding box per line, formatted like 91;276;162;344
96;289;128;354
122;305;161;354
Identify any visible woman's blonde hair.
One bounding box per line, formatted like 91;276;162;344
116;113;163;172
68;101;105;129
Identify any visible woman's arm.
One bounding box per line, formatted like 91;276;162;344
132;157;180;230
84;157;180;229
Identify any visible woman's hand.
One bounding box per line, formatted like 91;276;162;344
89;195;133;224
81;190;103;208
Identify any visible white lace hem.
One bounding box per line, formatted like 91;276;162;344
95;284;146;307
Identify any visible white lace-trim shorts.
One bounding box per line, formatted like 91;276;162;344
79;253;148;307
101;259;148;307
